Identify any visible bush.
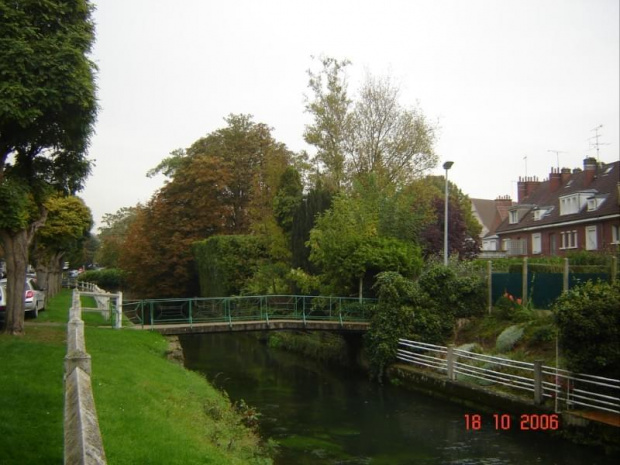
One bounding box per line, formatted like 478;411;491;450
553;280;620;378
78;268;126;291
417;260;486;318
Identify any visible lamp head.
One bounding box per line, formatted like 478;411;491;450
443;161;454;170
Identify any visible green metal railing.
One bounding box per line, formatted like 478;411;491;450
122;295;376;329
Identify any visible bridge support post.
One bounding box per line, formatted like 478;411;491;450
446;345;456;381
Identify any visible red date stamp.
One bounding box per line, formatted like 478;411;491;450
464;413;560;431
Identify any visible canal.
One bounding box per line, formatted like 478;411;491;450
180;332;616;465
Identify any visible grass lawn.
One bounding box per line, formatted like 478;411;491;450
0;289;273;465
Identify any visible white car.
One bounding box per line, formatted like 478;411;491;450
0;277;46;318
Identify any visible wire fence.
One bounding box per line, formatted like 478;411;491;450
397;338;620;415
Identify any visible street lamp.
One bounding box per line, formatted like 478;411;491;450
443;161;454;266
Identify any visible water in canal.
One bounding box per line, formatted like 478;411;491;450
180;333;616;465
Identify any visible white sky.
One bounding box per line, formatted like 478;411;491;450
82;0;620;230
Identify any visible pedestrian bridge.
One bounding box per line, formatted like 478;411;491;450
122;295;375;335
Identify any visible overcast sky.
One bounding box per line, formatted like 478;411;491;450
82;0;619;230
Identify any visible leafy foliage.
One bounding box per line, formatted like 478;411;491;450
1;0;97;334
78;268;126;291
193;236;267;297
304;56;438;191
417;259;486;319
118;115;294;298
553;280;620;378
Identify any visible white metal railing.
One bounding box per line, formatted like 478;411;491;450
397;338;620;415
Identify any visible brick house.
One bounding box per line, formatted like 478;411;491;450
493;157;619;257
471;196;513;256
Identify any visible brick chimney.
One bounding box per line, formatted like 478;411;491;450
583;157;597;187
549;167;561;192
517;176;541;202
494;195;512;219
561;167;571;185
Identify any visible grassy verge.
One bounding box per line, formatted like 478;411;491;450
0;289;273;465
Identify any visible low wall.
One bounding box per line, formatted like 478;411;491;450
64;289;107;464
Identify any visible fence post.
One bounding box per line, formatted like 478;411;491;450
533;360;543;405
114;292;123;329
522;257;528;306
563;258;569;292
487;261;493;315
446;345;456;381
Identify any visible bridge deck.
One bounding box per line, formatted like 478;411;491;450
133;319;370;335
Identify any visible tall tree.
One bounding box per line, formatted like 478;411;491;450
95;206;137;268
0;0;97;334
349;74;437;186
33;195;92;297
304;56;352;192
119;115;295;298
304;57;438;191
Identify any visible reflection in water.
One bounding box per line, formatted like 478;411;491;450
180;332;615;465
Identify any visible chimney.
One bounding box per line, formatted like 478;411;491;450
549;167;561;192
584;157;597;187
517;176;541;202
494;195;513;230
561;167;571;185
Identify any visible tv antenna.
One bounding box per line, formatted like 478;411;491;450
547;150;566;170
589;125;609;162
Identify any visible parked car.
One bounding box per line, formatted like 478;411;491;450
0;277;45;318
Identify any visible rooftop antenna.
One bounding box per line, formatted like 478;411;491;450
523;155;528;177
547;150;566;171
589;125;609;163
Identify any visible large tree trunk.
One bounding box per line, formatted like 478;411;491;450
35;251;64;299
0;230;29;335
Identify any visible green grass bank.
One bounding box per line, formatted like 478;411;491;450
0;290;273;465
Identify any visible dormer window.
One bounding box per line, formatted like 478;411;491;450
559;192;594;216
509;210;519;224
587;196;606;212
533;207;552;221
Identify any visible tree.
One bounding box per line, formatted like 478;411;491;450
308;192;422;299
416;176;482;259
304;57;438;191
95;206;137;268
303;56;352;192
33;195;92;297
119;115;295;298
348;74;437;187
0;0;97;334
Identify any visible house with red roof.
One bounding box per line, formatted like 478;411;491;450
492;157;619;257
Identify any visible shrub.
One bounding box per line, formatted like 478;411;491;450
417;260;486;318
553;280;620;378
78;268;126;291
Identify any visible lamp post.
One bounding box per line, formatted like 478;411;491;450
443;161;454;266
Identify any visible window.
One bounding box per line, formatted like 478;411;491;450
560;230;578;249
503;238;527;256
532;233;542;254
559;193;594;216
509;210;519;224
612;224;620;244
586;226;598;250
